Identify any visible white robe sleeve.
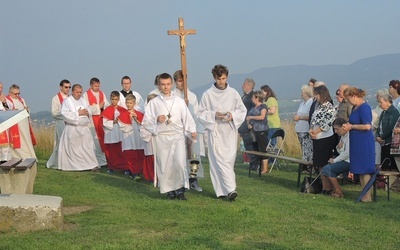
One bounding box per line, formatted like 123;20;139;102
198;93;217;131
103;118;114;131
51;95;63;120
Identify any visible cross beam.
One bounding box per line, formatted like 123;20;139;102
167;18;196;104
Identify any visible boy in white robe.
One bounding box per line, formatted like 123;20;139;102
198;65;247;201
58;84;99;171
142;73;197;200
173;70;205;192
102;91;127;173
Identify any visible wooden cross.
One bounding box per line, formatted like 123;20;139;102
167;18;196;104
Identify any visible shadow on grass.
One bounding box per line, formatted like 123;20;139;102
89;167;222;201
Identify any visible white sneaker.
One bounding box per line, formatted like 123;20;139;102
190;180;203;192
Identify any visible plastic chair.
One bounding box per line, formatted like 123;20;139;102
266;128;287;172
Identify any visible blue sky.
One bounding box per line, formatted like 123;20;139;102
1;0;399;112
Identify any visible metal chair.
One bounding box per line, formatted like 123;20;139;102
266;128;287;172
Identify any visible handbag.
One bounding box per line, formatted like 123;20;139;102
250;129;257;142
300;176;322;194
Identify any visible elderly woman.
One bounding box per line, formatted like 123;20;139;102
375;92;399;170
246;91;269;173
343;87;375;202
294;85;313;162
309;85;336;194
372;89;389;166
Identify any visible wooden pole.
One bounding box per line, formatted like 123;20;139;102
167;18;196;104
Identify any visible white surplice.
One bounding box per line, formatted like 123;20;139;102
118;90;145;113
119;116;145;151
82;90;108;166
6;97;37;160
198;83;246;197
142;93;196;194
103;109;122;144
174;88;205;178
46;92;68;169
58;96;98;171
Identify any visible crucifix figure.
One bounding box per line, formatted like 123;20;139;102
167;17;196;104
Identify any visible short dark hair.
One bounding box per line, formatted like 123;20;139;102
211;64;229;78
59;79;70;87
154;74;160;86
157;73;172;85
309;78;317;84
110;90;120;99
90;77;100;85
121;76;131;84
72;84;82;91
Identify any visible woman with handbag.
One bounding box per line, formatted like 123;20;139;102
309;85;336;195
246;91;269;174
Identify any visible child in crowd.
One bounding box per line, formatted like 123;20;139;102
102;91;128;174
118;94;145;181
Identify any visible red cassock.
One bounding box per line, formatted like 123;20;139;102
118;109;154;179
101;106;128;171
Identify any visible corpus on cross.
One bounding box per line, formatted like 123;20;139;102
167;17;196;104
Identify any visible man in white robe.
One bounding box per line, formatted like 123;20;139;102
46;79;70;169
198;65;246;201
118;75;144;112
82;77;108;167
173;70;205;192
58;84;99;171
142;73;197;200
6;84;37;160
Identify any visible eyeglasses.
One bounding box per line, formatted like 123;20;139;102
12;92;20;95
64;86;71;89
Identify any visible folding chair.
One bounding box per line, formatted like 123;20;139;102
266;128;287;172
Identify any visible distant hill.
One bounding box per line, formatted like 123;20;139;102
31;53;400;123
192;53;400;118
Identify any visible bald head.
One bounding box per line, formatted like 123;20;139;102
313;81;326;88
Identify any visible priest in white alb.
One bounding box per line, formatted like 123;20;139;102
58;84;99;171
198;65;247;201
82;77;108;167
6;84;37;160
46;79;70;169
142;73;197;201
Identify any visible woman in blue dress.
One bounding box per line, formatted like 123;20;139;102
343;87;375;202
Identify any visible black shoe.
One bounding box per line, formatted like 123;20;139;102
322;190;332;195
167;192;176;200
228;191;238;202
177;193;187;201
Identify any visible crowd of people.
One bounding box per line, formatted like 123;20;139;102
2;68;399;203
293;79;400;202
43;65;245;201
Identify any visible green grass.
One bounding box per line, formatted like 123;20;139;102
1;158;400;249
